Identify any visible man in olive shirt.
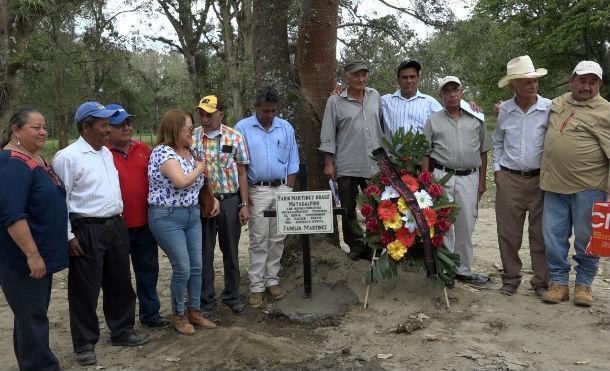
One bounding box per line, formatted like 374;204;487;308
540;61;610;307
422;76;491;285
319;61;384;261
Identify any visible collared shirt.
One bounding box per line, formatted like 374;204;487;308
107;140;151;228
540;92;610;194
0;150;68;274
424;109;491;169
381;89;442;134
147;145;204;207
234;115;299;184
492;95;551;172
193;124;250;194
319;87;384;178
52;136;123;240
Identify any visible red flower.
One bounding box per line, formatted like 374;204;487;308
380;231;395;246
365;185;381;198
400;174;419;192
417;171;433;185
431;235;444;248
437;207;451;217
400;169;410;176
360;203;374;218
427;183;444;198
396;228;417;248
436;218;452;232
366;217;379;232
377;200;398;219
380;174;392;186
422;208;437;229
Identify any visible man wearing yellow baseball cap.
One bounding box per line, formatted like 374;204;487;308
193;95;251;317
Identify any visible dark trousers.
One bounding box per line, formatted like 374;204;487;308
128;225;161;323
201;195;242;310
0;262;59;371
337;176;369;254
68;216;136;353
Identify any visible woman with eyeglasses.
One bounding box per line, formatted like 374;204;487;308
0;108;68;370
147;109;218;335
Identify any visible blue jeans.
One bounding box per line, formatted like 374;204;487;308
148;205;202;315
128;225;161;323
543;190;604;287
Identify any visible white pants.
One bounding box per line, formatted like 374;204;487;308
247;185;292;292
433;168;479;275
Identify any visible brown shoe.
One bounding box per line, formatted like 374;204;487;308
267;285;285;299
541;283;569;304
574;284;593;307
186;308;217;329
170;314;195;335
248;292;264;308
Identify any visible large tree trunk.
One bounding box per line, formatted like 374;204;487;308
218;0;243;118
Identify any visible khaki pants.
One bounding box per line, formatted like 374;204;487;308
247;185;292;293
433;168;479;275
495;171;549;289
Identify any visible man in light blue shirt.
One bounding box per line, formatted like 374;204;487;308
234;86;299;308
381;60;442;134
492;55;551;298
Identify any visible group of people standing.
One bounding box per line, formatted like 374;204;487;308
320;57;609;305
0;86;299;369
1;54;608;370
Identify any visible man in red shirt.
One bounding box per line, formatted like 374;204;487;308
107;104;167;327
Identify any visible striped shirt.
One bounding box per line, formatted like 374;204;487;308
193;125;249;194
381;90;442;134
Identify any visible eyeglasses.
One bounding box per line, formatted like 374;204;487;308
114;122;133;130
183;126;194;134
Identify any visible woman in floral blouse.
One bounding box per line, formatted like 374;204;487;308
148;109;218;335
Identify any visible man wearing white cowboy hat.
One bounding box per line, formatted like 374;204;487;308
539;60;610;307
492;55;551;297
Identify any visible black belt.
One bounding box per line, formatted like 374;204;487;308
70;214;121;226
501;166;540;177
251;179;285;187
214;192;239;200
434;163;476;176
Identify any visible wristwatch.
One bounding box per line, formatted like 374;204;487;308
238;202;250;208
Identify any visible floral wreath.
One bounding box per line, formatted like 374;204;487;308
358;129;461;287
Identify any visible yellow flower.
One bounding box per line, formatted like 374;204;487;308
397;197;408;214
383;213;403;230
387;239;407;261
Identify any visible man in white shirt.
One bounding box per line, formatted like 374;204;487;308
52;101;148;366
492;56;551;297
381;60;442;134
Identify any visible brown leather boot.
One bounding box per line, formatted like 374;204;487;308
267;285;285;299
170;314;195;335
541;283;569;304
186;308;217;329
573;284;593;307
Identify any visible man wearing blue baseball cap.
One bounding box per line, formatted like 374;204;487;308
52;101;148;366
106;104;167;328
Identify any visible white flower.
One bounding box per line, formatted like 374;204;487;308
401;210;418;233
381;185;400;200
414;190;433;209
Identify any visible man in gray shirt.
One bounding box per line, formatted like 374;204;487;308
319;61;384;260
422;76;491;285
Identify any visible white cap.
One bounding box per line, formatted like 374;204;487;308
573;61;603;80
438;76;462;94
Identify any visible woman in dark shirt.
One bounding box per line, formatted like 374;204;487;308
0;108;68;371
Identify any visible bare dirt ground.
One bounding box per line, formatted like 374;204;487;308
2;197;610;370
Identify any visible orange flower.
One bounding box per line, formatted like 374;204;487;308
395;227;417;248
401;174;420;192
422;208;437;229
377;200;398;220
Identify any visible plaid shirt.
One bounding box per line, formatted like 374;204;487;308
193;125;249;194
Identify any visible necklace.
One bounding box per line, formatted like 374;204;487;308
4;141;46;166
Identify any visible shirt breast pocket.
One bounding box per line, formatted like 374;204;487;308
277;143;290;164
